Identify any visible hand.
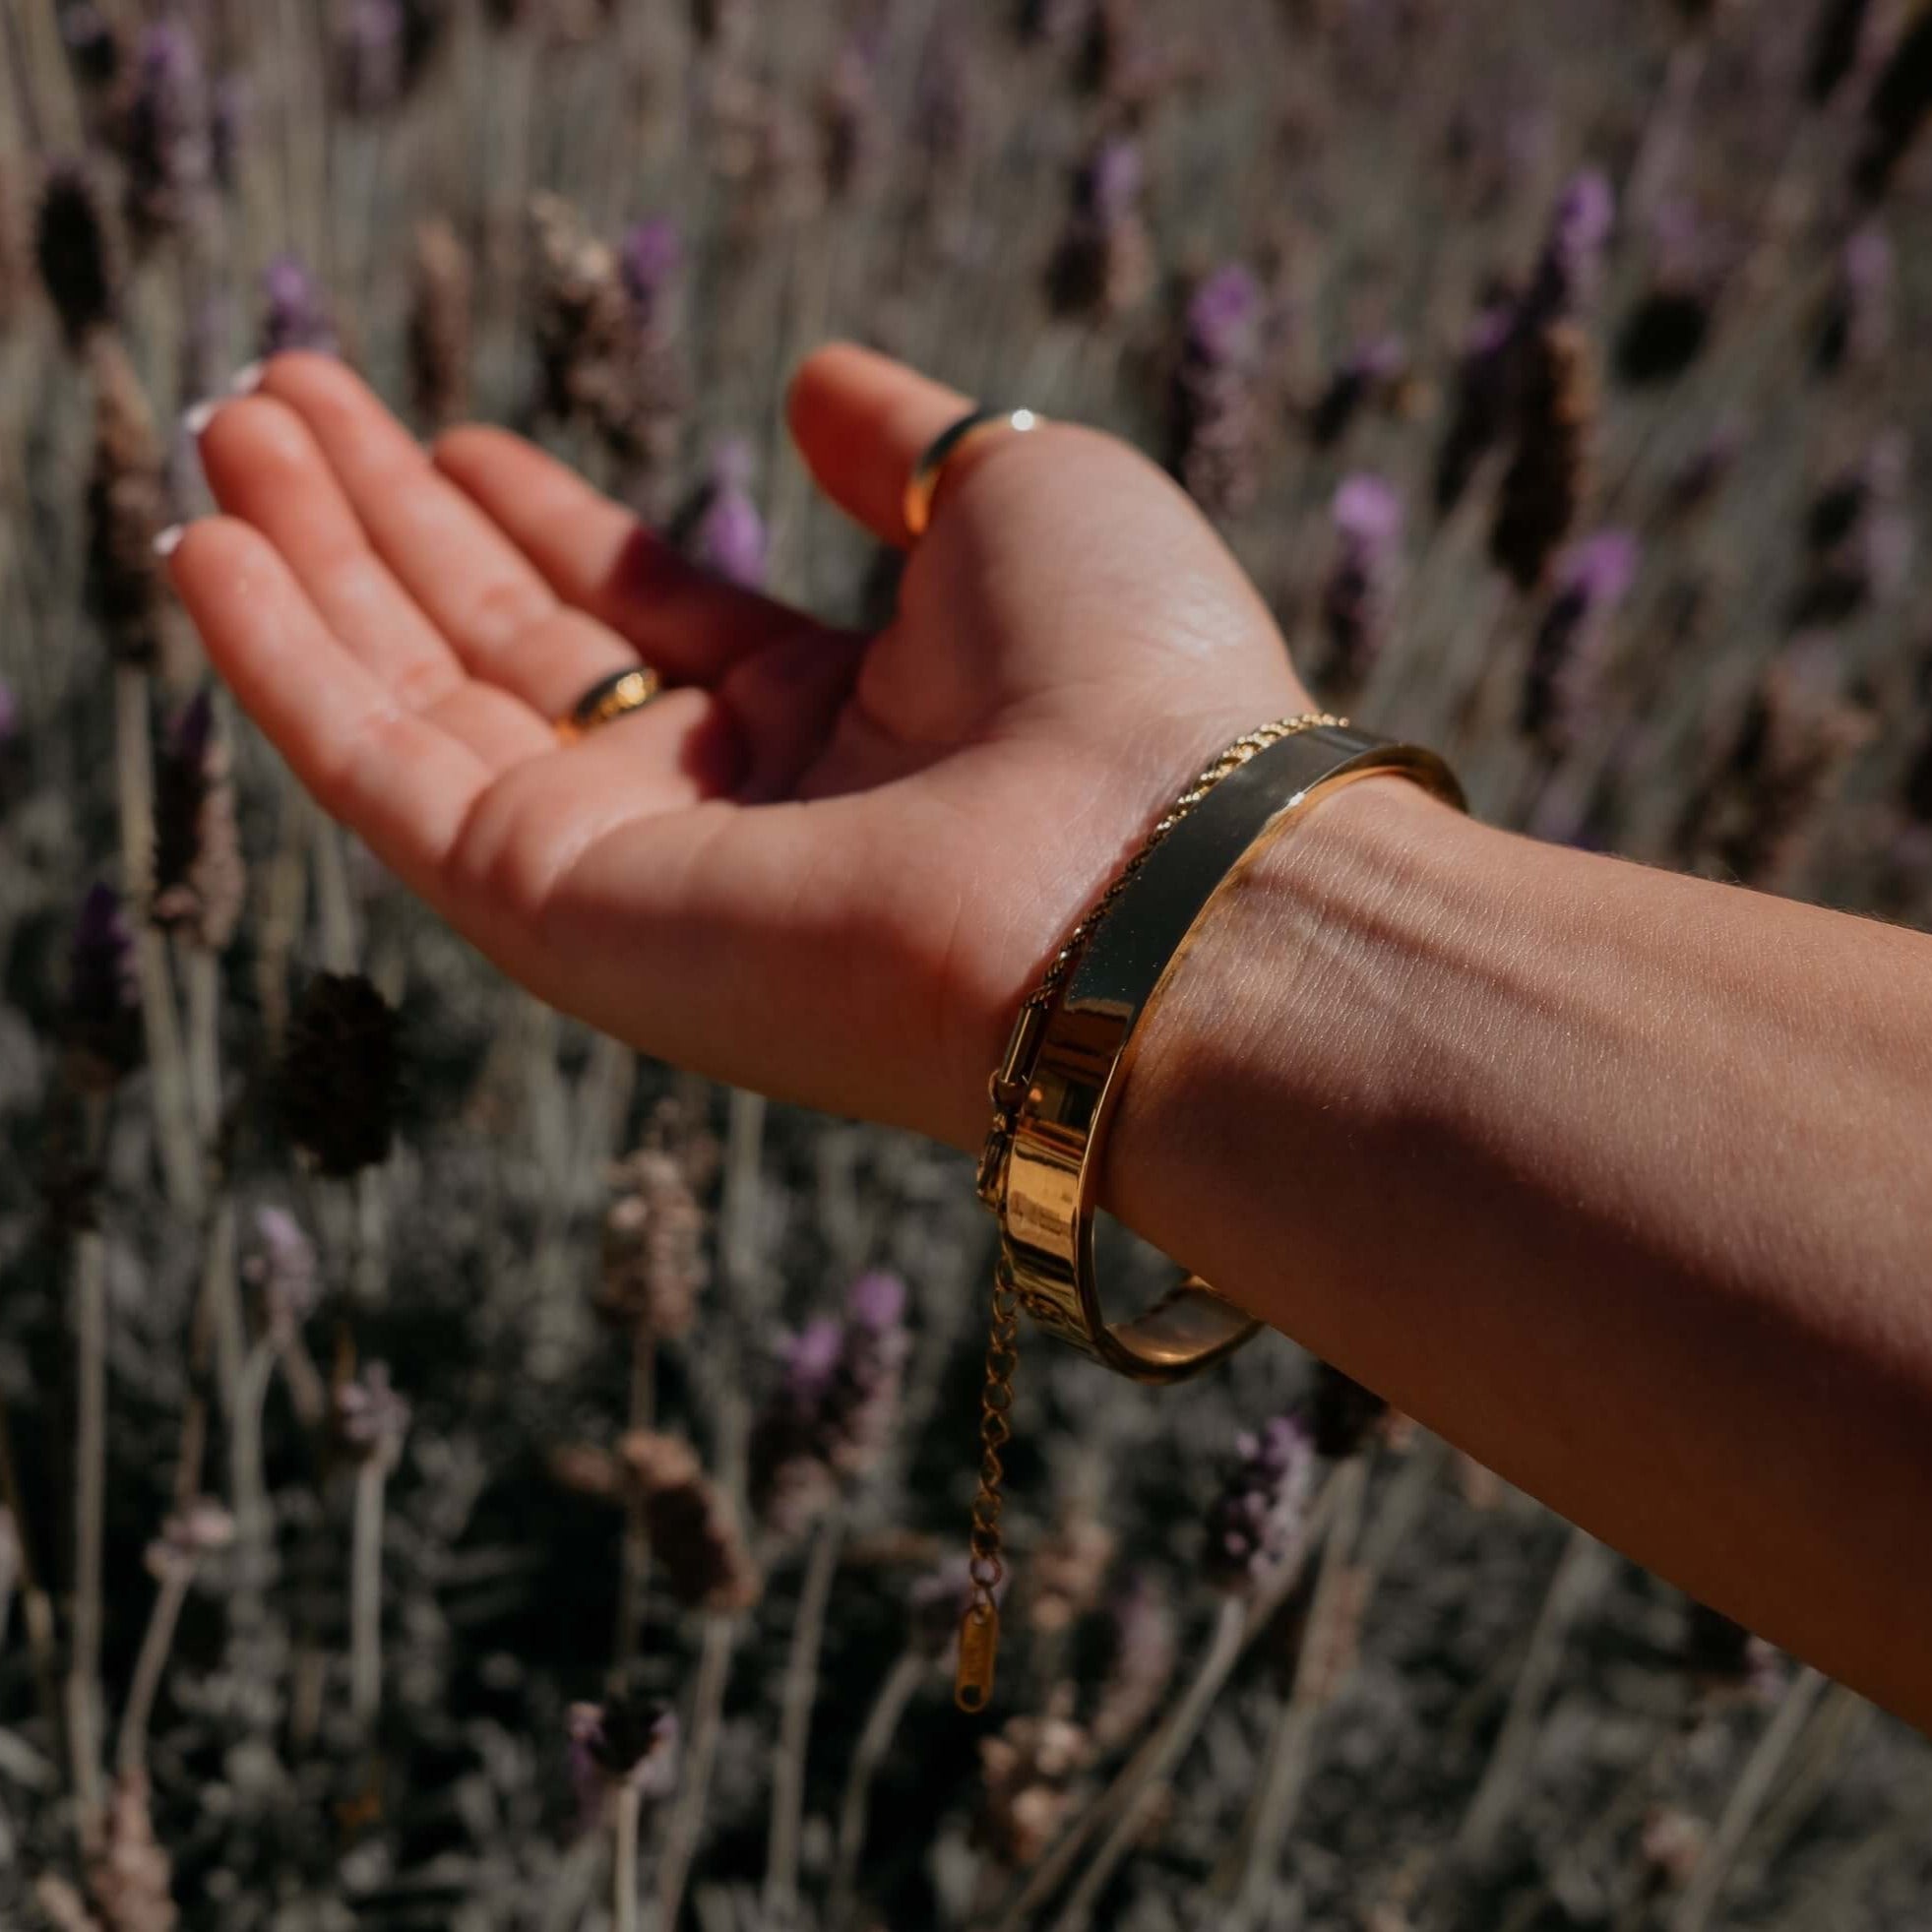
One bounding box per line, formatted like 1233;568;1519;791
169;344;1307;1150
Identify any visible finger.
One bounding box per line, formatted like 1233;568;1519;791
785;342;979;548
432;424;846;681
196;394;466;709
255;353;641;715
165;517;489;900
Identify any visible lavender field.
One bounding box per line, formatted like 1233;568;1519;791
1;1;1930;1926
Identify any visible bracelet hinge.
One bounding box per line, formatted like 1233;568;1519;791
975;998;1046;1211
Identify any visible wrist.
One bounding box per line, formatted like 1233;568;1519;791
1098;771;1484;1275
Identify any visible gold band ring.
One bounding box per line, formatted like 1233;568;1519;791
903;406;1043;539
554;666;663;743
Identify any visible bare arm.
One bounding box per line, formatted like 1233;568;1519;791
1110;774;1932;1729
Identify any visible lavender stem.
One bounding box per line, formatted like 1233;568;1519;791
996;1472;1342;1932
1455;1523;1606;1865
67;1224;107;1843
829;1649;926;1931
350;1458;388;1728
613;1332;657;1681
114;1563;192;1777
654;1612;741;1927
118;667;203;1215
613;1776;644;1932
764;1501;845;1924
1223;1453;1373;1924
1673;1669;1829;1932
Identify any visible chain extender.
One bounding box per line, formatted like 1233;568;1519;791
955;713;1345;1714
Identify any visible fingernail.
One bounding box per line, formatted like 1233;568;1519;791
229;360;264;397
182;397;220;437
154;525;185;560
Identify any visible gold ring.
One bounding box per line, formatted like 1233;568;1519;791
902;406;1043;539
555;666;663;743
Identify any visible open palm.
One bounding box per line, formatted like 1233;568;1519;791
170;344;1306;1150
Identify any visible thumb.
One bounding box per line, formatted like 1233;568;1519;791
785;342;977;548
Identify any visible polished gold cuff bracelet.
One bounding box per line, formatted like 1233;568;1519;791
955;717;1466;1710
982;717;1465;1382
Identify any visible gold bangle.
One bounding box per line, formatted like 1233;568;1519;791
954;716;1465;1712
989;718;1465;1381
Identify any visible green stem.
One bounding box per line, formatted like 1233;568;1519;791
829;1650;926;1932
654;1613;741;1928
67;1227;107;1843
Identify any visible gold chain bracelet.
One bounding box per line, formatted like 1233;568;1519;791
955;714;1466;1712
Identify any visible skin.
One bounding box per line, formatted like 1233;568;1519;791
168;344;1932;1732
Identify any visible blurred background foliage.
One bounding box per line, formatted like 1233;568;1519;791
0;0;1930;1927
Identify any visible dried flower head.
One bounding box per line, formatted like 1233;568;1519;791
1678;646;1877;890
976;1690;1091;1869
1520;530;1640;754
1204;1412;1315;1593
1853;9;1932;202
617;1430;760;1612
529;193;631;435
1319;473;1403;694
64;884;140;1095
152;690;244;951
1310;335;1405;450
277;972;400;1176
1028;1511;1115;1636
333;1361;411;1472
242;1206;320;1340
1790;434;1912;627
261;254;339;357
1490;320;1594;592
595;1145;706;1340
1046;136;1152;317
87;1770;177;1932
145;1498;234;1580
406;216;472;430
567;1693;679;1820
85;335;170;668
122;23;213;245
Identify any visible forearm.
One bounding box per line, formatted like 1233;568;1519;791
1107;776;1932;1728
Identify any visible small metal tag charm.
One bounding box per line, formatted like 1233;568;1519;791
955;1597;1001;1714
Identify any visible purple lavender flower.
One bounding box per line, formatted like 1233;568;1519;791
1520;530;1638;752
338;0;406;115
1319;474;1403;692
748;1272;910;1535
242;1206;320;1340
153;688;245;951
1047;136;1152;317
333;1361;410;1471
566;1695;678;1826
261;254;339;357
123;24;213;243
1310;335;1404;450
621;217;681;325
1815;223;1893;374
64;885;140;1095
1524;168;1615;324
683;438;767;590
1432;292;1517;514
1790;432;1911;627
212;76;249;193
1203;1413;1315;1593
1169;265;1266;516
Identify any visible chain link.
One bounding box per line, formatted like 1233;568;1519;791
957;712;1344;1711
